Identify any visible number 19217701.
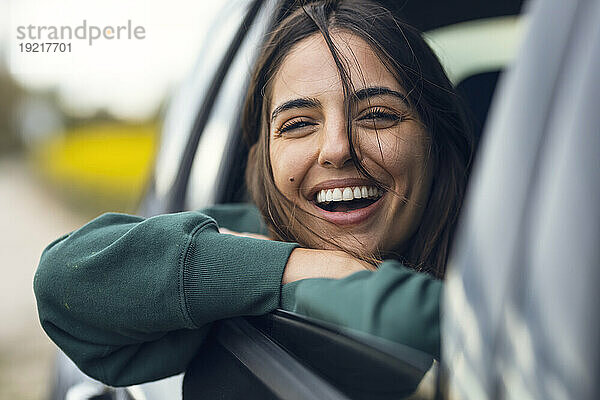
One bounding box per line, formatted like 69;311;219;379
19;42;72;52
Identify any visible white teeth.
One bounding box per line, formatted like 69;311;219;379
332;188;343;201
342;187;353;200
325;189;333;202
361;186;369;198
315;185;384;203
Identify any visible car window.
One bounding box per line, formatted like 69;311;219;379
154;0;250;204
425;16;524;142
444;0;600;398
424;16;524;85
185;0;276;210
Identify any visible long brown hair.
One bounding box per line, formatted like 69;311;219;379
243;0;474;278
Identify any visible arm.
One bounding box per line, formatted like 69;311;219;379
204;220;440;357
33;211;298;386
280;261;442;359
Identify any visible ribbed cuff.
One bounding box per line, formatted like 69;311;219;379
182;223;298;327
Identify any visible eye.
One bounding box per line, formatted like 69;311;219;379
275;118;317;136
356;107;402;129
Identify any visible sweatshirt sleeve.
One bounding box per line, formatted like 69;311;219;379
33;211;298;387
280;261;442;359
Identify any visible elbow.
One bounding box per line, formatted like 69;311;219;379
34;235;72;335
34;236;111;384
40;319;114;384
34;232;72;308
38;315;148;387
365;275;442;359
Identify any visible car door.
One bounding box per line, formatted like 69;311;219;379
443;0;600;399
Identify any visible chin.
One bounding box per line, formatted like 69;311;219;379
320;231;382;256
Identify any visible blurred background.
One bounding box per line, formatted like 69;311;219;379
0;1;223;398
0;0;526;397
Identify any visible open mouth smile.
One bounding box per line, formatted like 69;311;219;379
314;185;384;212
310;184;385;225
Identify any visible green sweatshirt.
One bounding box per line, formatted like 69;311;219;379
34;203;441;387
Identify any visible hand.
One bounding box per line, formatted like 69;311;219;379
219;227;271;241
282;248;375;284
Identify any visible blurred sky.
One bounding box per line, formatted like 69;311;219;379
0;0;228;120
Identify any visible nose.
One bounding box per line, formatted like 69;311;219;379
317;117;352;168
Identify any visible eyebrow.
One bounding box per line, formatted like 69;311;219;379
270;97;322;121
354;86;410;106
269;86;410;122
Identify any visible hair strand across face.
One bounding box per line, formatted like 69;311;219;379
243;0;475;278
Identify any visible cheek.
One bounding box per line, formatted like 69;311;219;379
360;124;431;186
269;140;313;198
388;129;434;205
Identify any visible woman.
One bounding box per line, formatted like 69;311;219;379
34;0;473;387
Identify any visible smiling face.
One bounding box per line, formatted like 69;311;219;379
268;31;434;256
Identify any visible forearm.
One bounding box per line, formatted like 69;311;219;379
280;261;442;358
34;211;298;386
282;248;375;283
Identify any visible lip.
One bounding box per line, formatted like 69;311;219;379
306;178;381;199
310;192;385;226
